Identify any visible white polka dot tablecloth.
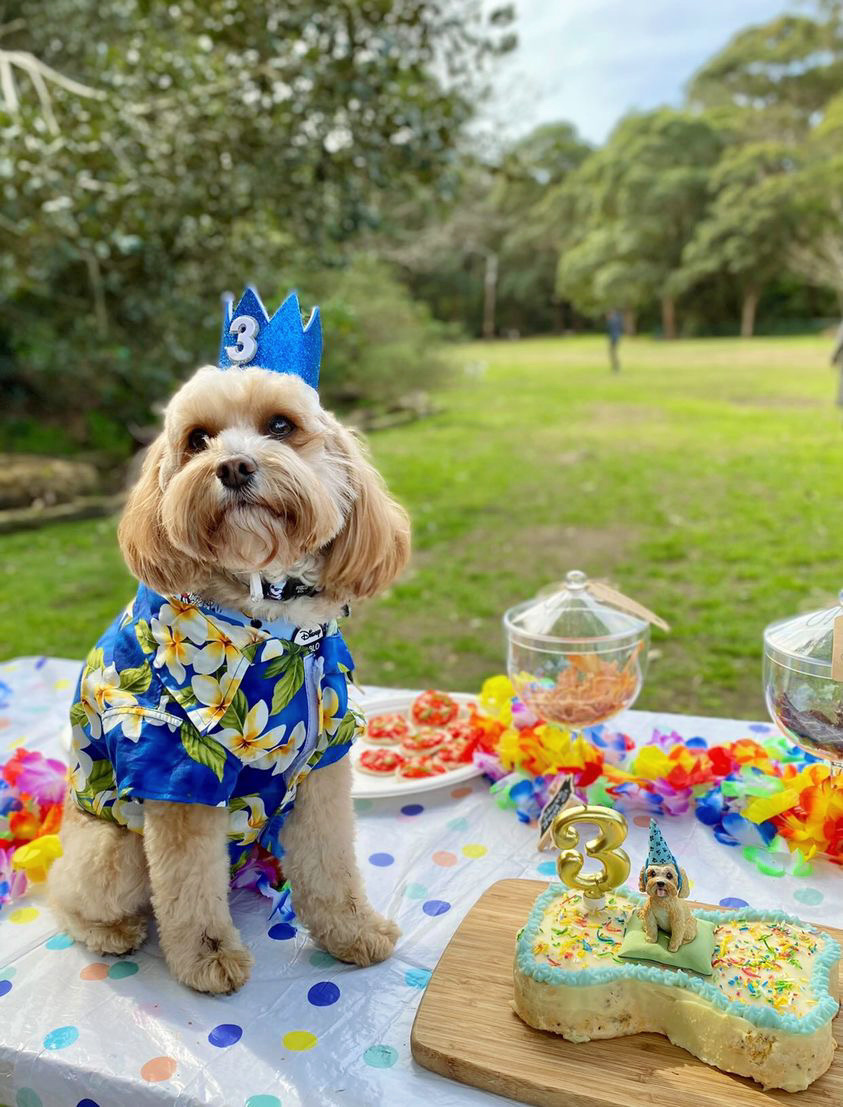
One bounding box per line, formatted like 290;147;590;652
1;657;842;1107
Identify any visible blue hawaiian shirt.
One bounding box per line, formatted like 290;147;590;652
69;585;360;876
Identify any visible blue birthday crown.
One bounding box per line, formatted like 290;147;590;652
645;818;683;891
217;287;322;390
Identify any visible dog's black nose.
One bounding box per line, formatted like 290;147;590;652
656;880;665;888
217;456;256;490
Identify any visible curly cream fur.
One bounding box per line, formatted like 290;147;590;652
49;365;409;993
638;862;697;952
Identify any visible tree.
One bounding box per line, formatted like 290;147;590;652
552;110;722;337
686;11;843;140
678;143;799;337
387;122;590;337
0;1;515;440
787;92;843;308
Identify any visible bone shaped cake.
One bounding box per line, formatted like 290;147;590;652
513;808;840;1092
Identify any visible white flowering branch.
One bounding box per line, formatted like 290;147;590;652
0;49;104;134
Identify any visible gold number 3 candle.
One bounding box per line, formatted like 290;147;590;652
552;804;630;907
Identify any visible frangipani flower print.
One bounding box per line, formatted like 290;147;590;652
217;700;289;762
191;672;236;721
69;732;93;792
157;598;207;644
193;621;263;675
254;720;307;776
319;685;342;738
151;618;198;683
79;665;137;737
68;582;357;879
228;795;268;847
262;639;287;662
111;797;145;833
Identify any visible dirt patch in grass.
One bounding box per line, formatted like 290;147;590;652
586;404;665;426
727;394;822;409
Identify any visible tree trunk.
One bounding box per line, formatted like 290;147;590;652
482;251;498;339
661;295;677;340
623;309;637;336
740;287;759;338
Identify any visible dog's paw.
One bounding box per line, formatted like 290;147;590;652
73;915;149;956
316;911;401;967
175;937;254;995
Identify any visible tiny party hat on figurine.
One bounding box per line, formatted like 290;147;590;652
218;286;322;390
645;818;682;891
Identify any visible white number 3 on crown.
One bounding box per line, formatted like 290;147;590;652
225;315;259;363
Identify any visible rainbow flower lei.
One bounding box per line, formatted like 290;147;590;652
0;748;65;904
472;676;843;867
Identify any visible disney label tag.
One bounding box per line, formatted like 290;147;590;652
293;625;324;647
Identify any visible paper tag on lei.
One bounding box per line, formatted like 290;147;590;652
538;775;575;851
587;580;670;633
832;613;843;682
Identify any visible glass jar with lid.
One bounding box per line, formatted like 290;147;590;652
503;570;651;729
764;591;843;770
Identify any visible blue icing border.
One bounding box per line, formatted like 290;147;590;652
515;883;840;1036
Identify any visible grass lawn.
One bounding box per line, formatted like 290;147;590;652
2;334;842;719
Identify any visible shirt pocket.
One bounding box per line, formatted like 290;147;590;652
101;705;184;741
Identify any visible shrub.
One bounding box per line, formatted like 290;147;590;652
308;256;450;412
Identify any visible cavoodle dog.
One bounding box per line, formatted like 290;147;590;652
48;290;410;994
639;861;696;952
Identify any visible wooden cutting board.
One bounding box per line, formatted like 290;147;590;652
410;879;843;1107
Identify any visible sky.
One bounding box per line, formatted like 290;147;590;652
488;0;793;144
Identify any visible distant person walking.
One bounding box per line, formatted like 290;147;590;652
833;320;843;407
607;310;623;373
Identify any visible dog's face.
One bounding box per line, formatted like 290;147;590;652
639;862;688;900
119;366;410;602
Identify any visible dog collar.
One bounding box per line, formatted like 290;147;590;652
262;576;322;603
248;570;322;606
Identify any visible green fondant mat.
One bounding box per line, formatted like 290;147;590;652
619;911;716;975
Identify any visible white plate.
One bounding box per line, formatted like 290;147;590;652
350;692;483;799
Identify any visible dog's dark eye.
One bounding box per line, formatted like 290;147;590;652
665;871;673;880
266;415;295;439
187;428;210;453
648;869;655;877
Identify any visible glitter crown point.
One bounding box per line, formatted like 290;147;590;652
217;286;321;390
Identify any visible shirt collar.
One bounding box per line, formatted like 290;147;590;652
135;584;336;649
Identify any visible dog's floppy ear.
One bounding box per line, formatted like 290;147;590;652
118;435;202;596
638;867;647;892
321;429;410;600
678;867;690;898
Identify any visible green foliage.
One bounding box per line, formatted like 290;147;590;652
553;110;723;329
396;122;591;336
313;256;450;408
0;0;513;448
180;721;227;783
687;13;843;135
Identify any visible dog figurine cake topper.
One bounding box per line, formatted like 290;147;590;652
218;286;322;390
638;818;697;951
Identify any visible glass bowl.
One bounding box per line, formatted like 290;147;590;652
763;590;843;767
503;570;650;729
